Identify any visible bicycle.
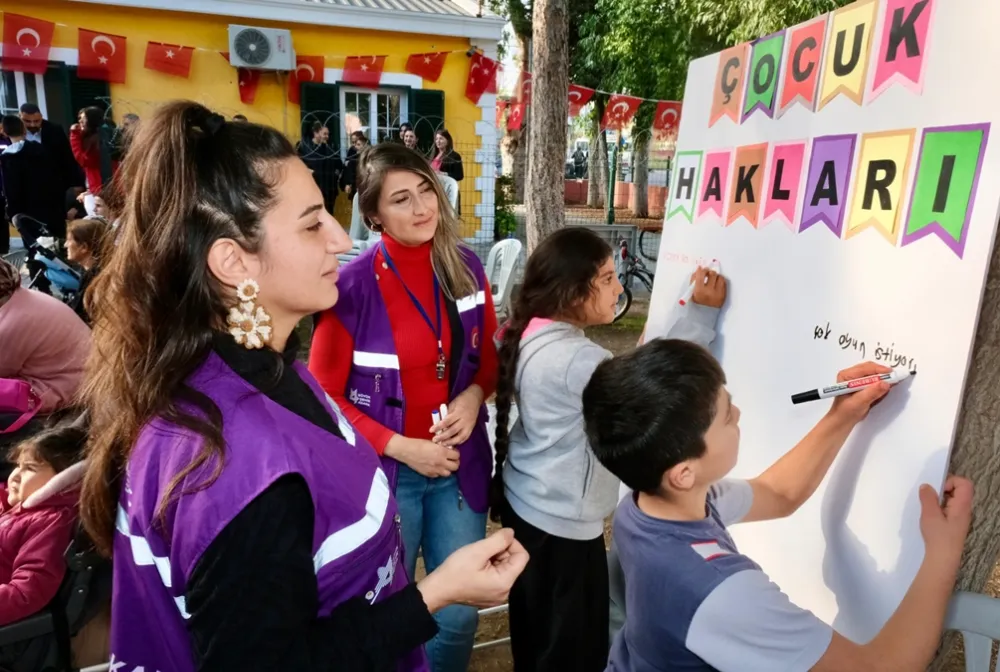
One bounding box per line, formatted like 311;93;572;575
615;235;655;322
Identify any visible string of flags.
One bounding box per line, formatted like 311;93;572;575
1;10;682;135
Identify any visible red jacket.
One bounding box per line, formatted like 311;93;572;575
69;127;116;194
0;462;83;625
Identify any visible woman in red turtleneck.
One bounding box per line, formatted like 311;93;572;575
309;143;498;672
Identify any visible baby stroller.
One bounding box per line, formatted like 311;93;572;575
11;215;81;302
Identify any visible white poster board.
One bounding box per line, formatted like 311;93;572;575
646;0;1000;642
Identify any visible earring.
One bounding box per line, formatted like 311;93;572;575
367;217;383;233
227;279;272;350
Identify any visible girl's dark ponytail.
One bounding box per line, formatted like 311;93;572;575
490;311;530;522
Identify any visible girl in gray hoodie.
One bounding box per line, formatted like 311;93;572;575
491;227;726;671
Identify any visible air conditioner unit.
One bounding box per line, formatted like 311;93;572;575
227;25;295;71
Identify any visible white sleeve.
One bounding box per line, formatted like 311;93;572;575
708;479;754;525
686;569;833;672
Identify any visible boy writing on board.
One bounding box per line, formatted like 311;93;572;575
583;339;973;672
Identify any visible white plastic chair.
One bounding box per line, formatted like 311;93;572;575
944;591;1000;671
483;239;523;319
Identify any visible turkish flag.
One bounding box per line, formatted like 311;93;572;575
600;94;642;131
495;100;507;127
567;84;596;117
652;101;682;137
289;55;324;105
2;14;55;75
221;51;261;105
507;103;525;131
343;56;386;89
78;29;127;83
144;42;194;78
406;52;448;82
465;53;500;104
517;71;532;105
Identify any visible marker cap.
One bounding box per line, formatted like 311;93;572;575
791;390;820;404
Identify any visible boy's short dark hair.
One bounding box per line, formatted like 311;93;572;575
2;115;25;138
583;339;726;494
10;425;86;473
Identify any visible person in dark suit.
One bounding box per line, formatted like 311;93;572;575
340;131;368;200
20;103;85;228
1;116;67;238
299;122;342;215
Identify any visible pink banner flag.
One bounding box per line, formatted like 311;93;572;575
698;150;733;220
762;142;808;230
869;0;934;101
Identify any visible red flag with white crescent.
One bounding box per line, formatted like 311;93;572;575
465;52;500;104
343;55;386;89
652;101;682;137
405;52;449;82
221;51;261;105
600;94;642;131
289;55;325;104
567;84;596;117
2;14;55;75
144;42;194;78
507;103;526;131
517;71;532;105
78;28;127;83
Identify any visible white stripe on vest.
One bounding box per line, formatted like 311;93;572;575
115;505;191;619
313;469;391;573
353;351;401;370
456;290;487;314
324;393;357;446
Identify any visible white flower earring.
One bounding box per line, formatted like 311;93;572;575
226;279;272;350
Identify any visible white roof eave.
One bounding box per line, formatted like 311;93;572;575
68;0;506;41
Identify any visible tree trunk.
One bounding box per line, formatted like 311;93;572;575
632;132;651;217
929;219;1000;670
587;107;604;208
525;0;569;253
512;36;531;204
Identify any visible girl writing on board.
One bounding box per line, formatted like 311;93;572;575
491;227;727;669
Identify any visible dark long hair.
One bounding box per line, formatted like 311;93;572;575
78;107;105;152
490;228;613;520
356;143;477;299
434;129;454;157
80;101;296;555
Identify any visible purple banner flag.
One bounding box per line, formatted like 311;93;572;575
799;135;858;237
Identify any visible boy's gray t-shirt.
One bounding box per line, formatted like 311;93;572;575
607;481;832;672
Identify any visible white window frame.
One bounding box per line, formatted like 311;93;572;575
0;69;47;117
338;86;408;158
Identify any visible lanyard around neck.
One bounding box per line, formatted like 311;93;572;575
379;242;447;380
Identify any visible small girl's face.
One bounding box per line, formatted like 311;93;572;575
6;447;56;507
578;256;624;327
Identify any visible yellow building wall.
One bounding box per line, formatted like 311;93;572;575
0;1;491;235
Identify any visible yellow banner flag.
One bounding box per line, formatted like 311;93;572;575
846;129;916;243
818;0;879;109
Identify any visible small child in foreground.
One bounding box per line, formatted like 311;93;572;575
582;340;973;672
0;426;87;626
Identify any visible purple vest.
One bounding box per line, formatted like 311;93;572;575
334;244;493;512
109;353;428;672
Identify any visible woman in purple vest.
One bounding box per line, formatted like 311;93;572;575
309;143;498;672
76;101;528;672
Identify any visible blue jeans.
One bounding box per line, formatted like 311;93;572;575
396;465;487;672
